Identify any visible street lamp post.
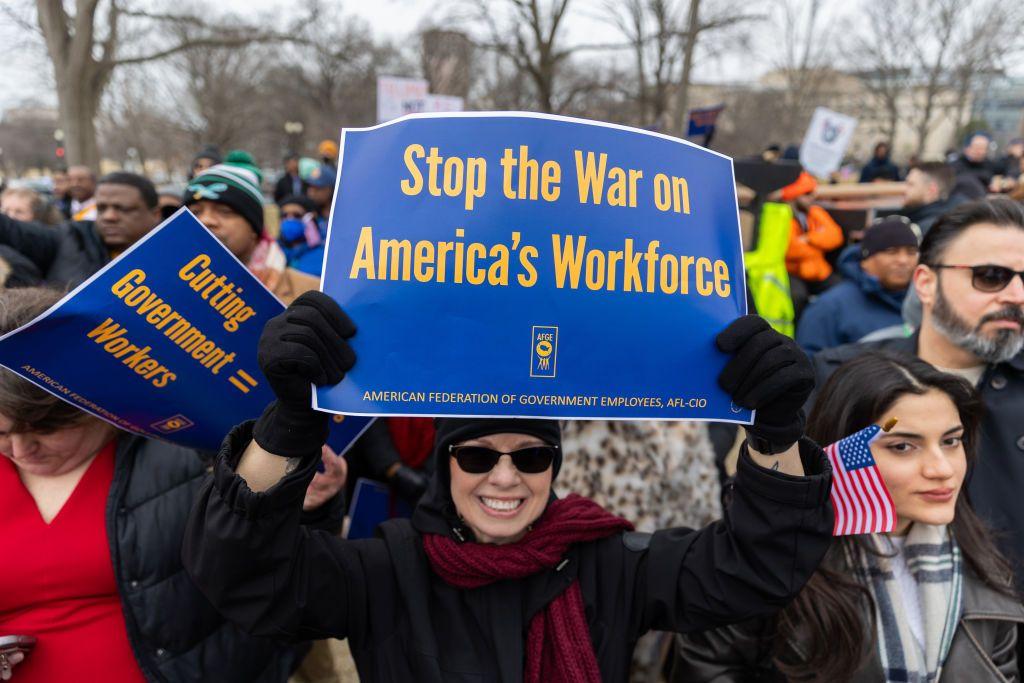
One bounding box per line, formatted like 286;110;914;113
284;121;304;152
53;129;66;163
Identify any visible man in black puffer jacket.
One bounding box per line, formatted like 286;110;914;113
109;434;316;682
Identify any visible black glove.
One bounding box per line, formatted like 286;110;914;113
253;292;356;459
716;315;814;454
390;464;429;504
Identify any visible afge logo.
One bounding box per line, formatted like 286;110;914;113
152;414;195;434
530;326;558;378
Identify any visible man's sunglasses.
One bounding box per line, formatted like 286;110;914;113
449;444;558;474
933;264;1024;293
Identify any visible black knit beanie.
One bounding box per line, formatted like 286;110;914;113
433;417;563;479
191;145;222;168
861;216;920;259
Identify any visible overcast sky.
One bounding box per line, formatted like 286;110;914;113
0;0;769;115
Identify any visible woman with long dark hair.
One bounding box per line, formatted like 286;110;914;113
673;351;1024;682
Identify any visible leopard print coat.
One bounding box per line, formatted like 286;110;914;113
555;420;722;533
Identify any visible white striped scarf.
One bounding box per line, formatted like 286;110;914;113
849;524;963;683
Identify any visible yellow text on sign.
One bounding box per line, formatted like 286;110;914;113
400;144;486;210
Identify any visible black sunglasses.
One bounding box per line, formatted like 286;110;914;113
449;444;558;474
933;264;1024;293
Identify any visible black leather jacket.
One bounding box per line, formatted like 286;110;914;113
672;546;1024;682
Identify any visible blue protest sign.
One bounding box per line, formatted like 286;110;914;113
316;112;751;423
0;209;372;452
346;478;412;540
686;104;725;146
325;413;375;455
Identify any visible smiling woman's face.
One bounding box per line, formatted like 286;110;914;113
871;389;968;535
448;432;553;545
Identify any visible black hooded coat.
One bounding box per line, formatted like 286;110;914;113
183;420;834;682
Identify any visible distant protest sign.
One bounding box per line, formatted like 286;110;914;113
316;112;751;422
376;76;464;124
799;107;858;178
686;104;725;147
0;210;371;452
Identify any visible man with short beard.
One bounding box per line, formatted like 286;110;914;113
809;198;1024;583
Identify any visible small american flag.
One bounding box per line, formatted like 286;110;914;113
826;424;897;535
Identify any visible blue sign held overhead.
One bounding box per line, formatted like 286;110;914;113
0;209;372;453
315;112;751;423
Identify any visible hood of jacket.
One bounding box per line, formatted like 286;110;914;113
837;244;906;313
410;418;563;542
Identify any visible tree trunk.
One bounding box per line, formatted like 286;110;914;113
634;41;649;127
914;92;935;159
535;63;555;113
58;78;103;170
673;0;701;136
886;100;899;150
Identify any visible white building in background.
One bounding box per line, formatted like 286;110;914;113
971;77;1024;150
758;69;968;162
1;105;59;126
687;70;968;163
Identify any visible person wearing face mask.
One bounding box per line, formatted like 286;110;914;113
810;198;1024;584
673;352;1022;682
276;195;325;277
183;291;837;682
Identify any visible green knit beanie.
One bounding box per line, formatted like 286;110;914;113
184;150;265;234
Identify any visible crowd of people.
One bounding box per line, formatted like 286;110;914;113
0;127;1022;683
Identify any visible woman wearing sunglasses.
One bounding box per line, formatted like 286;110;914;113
673;352;1022;682
184;292;835;683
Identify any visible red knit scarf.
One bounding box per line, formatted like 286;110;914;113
422;494;633;683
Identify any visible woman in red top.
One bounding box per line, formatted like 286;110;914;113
0;287;341;682
0;418;145;682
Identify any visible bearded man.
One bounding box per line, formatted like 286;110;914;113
810;198;1024;584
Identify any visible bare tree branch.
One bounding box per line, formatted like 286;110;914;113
108;33;286;67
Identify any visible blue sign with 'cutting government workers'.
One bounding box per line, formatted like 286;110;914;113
316;112;751;423
0;209;372;452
